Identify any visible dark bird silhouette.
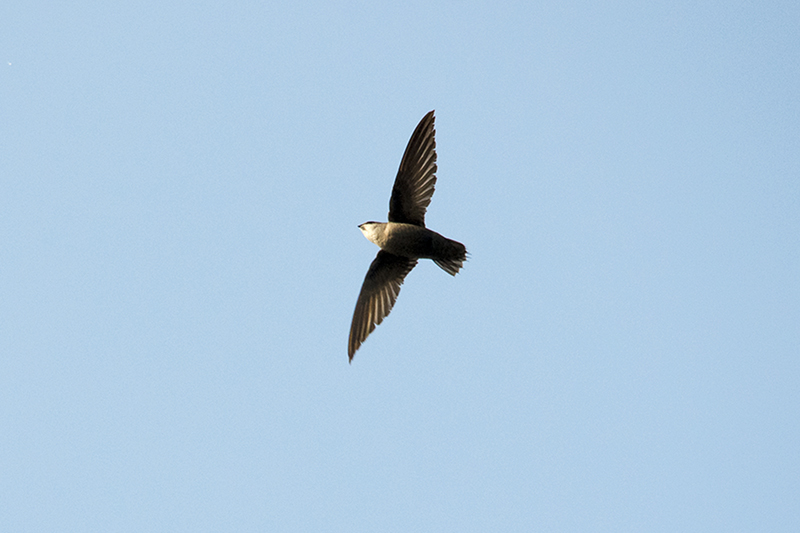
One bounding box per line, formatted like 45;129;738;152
348;111;467;361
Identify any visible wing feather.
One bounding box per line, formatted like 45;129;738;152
348;251;417;361
388;111;437;227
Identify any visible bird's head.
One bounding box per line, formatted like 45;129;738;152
358;221;385;245
359;221;379;232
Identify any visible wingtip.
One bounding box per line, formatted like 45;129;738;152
348;339;358;363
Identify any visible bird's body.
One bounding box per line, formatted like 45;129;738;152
348;111;467;361
359;222;466;275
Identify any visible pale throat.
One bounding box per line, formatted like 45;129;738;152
360;224;387;247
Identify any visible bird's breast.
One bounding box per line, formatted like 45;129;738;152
381;223;441;258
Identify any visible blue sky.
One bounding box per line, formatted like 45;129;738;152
2;1;798;531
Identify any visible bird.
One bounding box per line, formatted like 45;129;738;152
348;110;467;361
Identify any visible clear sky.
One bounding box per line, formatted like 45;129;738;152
2;1;798;531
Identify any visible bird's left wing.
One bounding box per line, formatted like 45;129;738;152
348;251;417;361
388;111;437;227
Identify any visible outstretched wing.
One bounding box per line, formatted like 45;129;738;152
388;111;437;227
348;251;417;361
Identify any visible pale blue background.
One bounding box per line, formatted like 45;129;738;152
2;1;798;531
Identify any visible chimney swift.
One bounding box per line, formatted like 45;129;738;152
348;110;467;361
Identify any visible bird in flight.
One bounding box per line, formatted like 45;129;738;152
348;110;467;362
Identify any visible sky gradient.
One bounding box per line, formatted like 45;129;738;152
2;1;799;531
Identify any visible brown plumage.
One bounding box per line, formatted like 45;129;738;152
348;111;467;361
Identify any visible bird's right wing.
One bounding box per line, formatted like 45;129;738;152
388;111;437;227
348;251;417;361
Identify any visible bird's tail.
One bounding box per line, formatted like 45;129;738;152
433;238;468;276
